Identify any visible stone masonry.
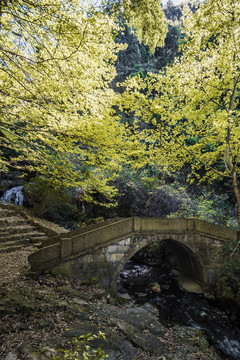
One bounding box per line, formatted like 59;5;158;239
28;217;237;296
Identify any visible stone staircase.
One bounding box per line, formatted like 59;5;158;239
0;202;66;254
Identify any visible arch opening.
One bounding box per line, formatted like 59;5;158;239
110;236;206;297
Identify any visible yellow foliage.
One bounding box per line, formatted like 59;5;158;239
0;0;168;202
124;0;167;53
119;0;240;222
0;0;126;200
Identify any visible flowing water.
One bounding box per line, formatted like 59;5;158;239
118;261;240;360
0;186;24;206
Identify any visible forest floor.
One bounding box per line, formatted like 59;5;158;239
0;245;36;287
0;245;224;360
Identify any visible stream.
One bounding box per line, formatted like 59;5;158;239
118;261;240;360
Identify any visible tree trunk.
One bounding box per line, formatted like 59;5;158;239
231;168;240;256
232;169;240;228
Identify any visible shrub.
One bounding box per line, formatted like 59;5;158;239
23;177;82;228
49;332;108;360
221;238;240;295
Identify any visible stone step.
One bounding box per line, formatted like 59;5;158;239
6;225;37;235
0;213;25;219
0;202;63;258
0;237;44;253
0;202;62;255
0;233;25;242
0;208;16;216
0;244;24;253
0;243;42;254
0;233;10;240
0;238;32;249
0;230;8;235
4;214;25;219
1;221;26;227
29;235;48;244
0;219;8;226
0;225;46;236
0;218;29;227
6;218;29;226
0;232;48;243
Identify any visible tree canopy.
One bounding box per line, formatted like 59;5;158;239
0;0;168;203
2;0;240;228
119;0;240;223
0;0;124;202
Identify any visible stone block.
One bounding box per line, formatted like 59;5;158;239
140;217;189;233
106;253;123;262
82;254;94;263
93;253;105;262
123;237;131;245
133;217;142;232
61;238;72;259
29;244;60;271
106;245;120;254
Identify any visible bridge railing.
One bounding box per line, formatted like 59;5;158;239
61;217;136;258
29;217;136;270
138;217;237;240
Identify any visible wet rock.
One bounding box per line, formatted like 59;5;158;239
117;261;240;359
117;293;132;301
175;326;210;349
0;288;36;314
116;319;165;354
160;284;170;290
102;329;137;360
64;322;99;338
102;305;166;337
178;276;203;294
214;276;240;323
151;283;161;292
71;297;89;306
169;269;180;278
117;284;128;293
142;302;158;314
4;342;45;360
4;352;18;360
56;285;88;298
65;322;137;360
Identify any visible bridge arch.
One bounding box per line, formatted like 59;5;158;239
109;234;206;297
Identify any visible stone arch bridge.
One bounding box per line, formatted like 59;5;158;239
29;217;237;296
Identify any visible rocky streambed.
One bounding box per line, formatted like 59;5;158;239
118;261;240;360
0;273;225;360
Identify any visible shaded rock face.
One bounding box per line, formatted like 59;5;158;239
214;276;240;325
0;274;222;360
